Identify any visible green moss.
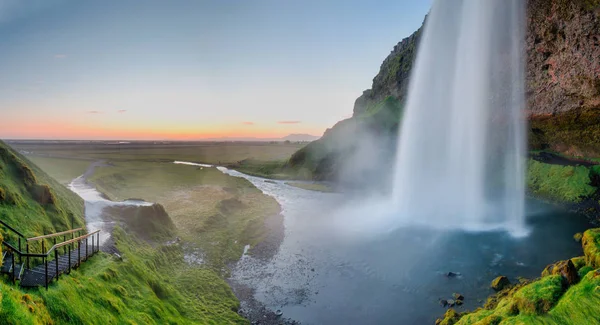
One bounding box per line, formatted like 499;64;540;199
513;275;565;315
578;266;594;278
574;232;584;242
582;228;600;268
571;256;587;270
526;159;596;202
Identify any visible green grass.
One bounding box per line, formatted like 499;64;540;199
10;142;304;165
26;156;91;185
0;141;85;239
87;160;281;269
285;182;334;192
0;140;274;323
526;159;596;202
440;228;600;325
0;227;246;324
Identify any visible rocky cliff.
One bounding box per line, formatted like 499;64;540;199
289;0;600;182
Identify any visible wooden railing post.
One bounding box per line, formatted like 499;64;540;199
63;236;66;254
92;235;94;254
97;232;100;252
85;237;88;261
68;247;71;274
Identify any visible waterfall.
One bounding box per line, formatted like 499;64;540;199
392;0;526;235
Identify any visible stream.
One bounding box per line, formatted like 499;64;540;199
69;160;592;324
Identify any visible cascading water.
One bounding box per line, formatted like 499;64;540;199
392;0;526;235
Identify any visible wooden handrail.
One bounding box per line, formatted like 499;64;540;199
46;230;100;255
27;228;84;242
2;230;100;257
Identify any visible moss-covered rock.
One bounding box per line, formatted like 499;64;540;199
574;232;584;242
491;276;511;291
542;260;579;286
436;308;461;325
513;275;566;315
571;256;587;270
582;228;600;268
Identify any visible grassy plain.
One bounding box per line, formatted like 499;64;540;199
10;141;305;165
26;156;92;185
0;140;246;324
88;161;281;268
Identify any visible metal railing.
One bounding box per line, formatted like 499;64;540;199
1;227;101;289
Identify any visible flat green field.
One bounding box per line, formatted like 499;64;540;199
26;156;92;185
10;141;305;164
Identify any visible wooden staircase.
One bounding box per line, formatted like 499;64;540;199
0;219;101;289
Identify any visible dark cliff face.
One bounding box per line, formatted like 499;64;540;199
291;0;600;181
526;0;600;115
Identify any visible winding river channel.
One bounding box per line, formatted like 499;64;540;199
70;161;592;324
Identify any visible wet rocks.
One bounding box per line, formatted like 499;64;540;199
441;293;464;308
491;276;511;291
542;260;579;286
445;271;461;278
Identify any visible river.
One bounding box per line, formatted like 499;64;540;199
71;161;592;324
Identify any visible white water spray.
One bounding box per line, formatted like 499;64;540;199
392;0;526;234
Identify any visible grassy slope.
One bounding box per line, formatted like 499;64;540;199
0;142;85;238
87;161;281;269
438;229;600;325
0;141;246;324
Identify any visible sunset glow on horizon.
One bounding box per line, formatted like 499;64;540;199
0;0;430;141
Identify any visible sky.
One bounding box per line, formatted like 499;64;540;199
0;0;431;140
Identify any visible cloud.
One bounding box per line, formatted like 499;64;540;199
54;54;67;59
242;121;254;125
117;109;127;113
277;121;301;124
87;110;101;114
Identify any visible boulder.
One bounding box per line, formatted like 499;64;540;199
491;276;511;291
553;260;579;286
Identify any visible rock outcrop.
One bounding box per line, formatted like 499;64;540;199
290;0;600;181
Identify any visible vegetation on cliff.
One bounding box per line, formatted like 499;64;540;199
437;228;600;325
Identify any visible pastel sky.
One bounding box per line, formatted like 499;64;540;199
0;0;431;140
